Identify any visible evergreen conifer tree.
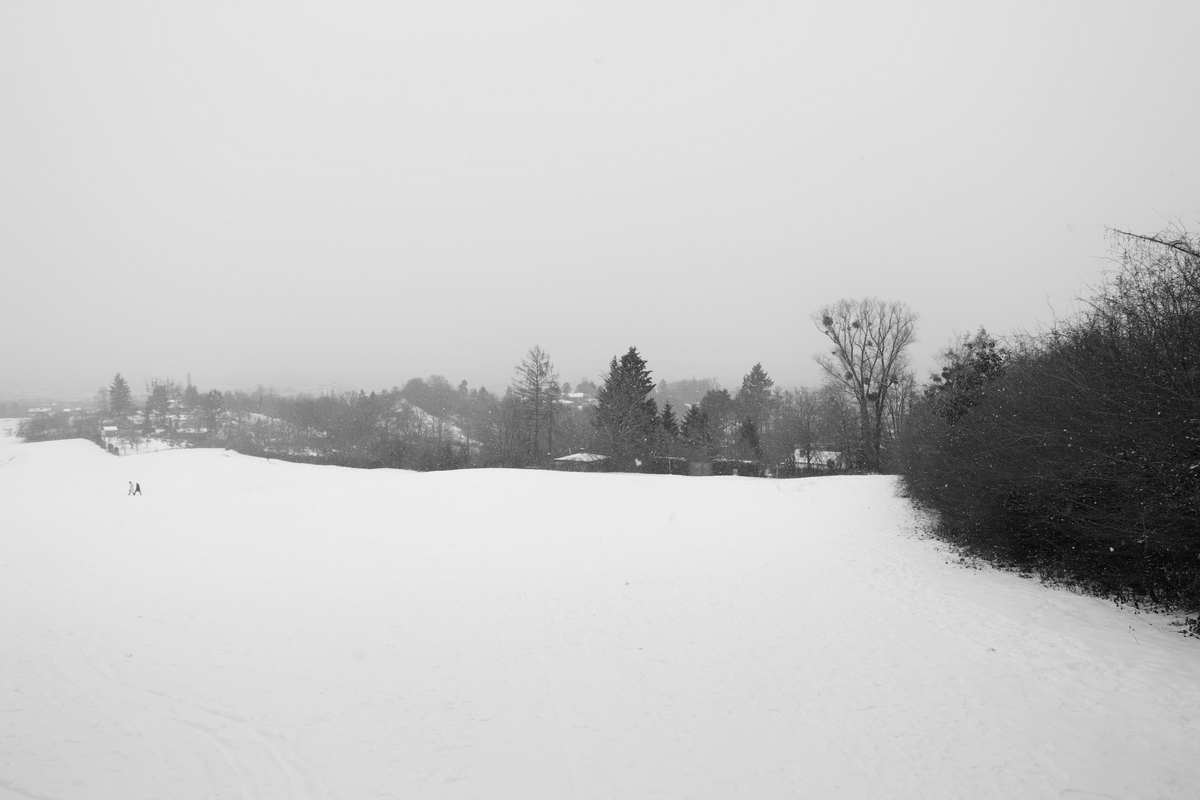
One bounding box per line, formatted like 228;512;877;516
659;402;680;438
680;405;713;460
654;402;681;461
145;380;173;429
109;373;133;418
698;388;735;455
737;418;762;461
200;390;224;435
182;383;201;412
736;363;775;434
594;347;658;470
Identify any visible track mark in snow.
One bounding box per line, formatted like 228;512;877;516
52;645;314;800
0;777;64;800
168;715;261;800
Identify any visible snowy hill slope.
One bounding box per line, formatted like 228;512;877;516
1;439;1198;798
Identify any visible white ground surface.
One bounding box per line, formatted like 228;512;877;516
1;438;1198;799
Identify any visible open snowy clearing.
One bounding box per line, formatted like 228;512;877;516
1;439;1198;799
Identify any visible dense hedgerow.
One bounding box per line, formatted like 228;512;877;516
897;229;1200;610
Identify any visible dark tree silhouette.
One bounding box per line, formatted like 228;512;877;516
109;373;133;418
813;298;917;471
594;347;658;470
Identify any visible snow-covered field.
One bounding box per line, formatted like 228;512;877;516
1;438;1198;799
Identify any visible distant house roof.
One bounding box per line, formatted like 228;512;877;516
554;452;608;463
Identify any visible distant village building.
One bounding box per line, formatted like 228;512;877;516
559;391;599;410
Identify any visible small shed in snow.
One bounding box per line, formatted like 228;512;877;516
553;452;609;472
792;449;845;470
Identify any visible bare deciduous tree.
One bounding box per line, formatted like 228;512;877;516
511;345;560;463
813;298;917;471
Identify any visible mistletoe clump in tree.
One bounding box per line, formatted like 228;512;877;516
594;347;658;470
813;298;917;471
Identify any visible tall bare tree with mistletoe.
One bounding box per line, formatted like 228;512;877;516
813;298;917;471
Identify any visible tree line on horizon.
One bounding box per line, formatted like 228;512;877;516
19;301;922;473
18;224;1198;613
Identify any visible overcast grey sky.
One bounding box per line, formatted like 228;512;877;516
3;1;1197;398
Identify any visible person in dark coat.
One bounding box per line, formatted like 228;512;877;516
133;482;142;495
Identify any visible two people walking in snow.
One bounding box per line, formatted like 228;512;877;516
128;481;141;496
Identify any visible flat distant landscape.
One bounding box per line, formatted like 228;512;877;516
1;436;1197;799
